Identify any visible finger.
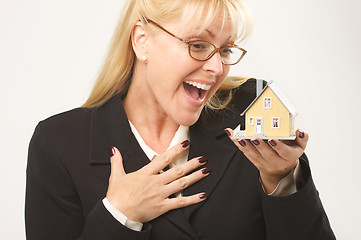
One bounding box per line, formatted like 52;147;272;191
267;138;304;161
143;140;190;175
159;156;207;183
252;138;299;178
224;128;234;138
110;146;126;176
249;137;279;161
295;129;309;150
164;166;210;196
164;193;207;211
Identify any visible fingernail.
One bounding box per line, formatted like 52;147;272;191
251;139;260;146
299;131;305;139
199;193;208;199
202;168;211;174
238;139;246;147
269;140;277;147
181;140;190;148
110;146;116;157
198;156;208;163
224;129;231;137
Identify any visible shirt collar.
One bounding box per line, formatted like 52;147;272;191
128;121;190;161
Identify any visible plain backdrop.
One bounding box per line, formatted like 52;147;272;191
1;0;360;239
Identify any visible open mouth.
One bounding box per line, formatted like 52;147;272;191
183;80;211;101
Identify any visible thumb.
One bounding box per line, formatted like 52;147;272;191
295;129;309;151
110;146;126;176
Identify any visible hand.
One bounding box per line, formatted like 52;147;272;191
106;141;209;223
226;129;309;194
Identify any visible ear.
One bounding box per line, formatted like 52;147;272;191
131;21;149;62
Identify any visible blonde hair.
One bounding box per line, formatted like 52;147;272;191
82;0;252;109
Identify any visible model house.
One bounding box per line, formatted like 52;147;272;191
234;80;298;140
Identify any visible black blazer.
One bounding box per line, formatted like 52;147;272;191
25;79;335;240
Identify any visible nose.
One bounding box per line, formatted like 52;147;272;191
202;51;224;76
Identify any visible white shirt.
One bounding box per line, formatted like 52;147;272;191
103;122;300;231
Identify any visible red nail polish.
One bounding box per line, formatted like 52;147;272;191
199;193;208;199
238;139;246;147
202;168;211;174
269;140;277;147
224;129;231;136
299;131;305;139
110;146;116;157
181;140;190;148
198;156;208;163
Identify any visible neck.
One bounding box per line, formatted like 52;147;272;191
123;74;179;154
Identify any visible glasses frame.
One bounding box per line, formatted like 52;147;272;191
146;19;247;65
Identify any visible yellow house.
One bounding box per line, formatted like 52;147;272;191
240;81;298;139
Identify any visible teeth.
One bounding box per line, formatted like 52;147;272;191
184;81;211;91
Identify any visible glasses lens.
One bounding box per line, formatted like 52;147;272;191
220;47;245;65
188;40;214;61
189;40;245;65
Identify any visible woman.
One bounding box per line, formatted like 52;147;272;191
25;0;335;239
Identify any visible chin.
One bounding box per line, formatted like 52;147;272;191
175;111;202;127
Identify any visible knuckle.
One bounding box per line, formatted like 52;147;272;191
173;166;184;177
254;154;263;163
153;188;163;198
178;178;188;190
278;150;291;160
263;152;276;160
163;155;172;165
177;198;186;207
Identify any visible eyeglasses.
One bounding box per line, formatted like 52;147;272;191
147;19;247;65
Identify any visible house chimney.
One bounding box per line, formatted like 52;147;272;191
256;79;263;97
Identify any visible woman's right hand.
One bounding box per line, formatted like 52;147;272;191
106;141;209;223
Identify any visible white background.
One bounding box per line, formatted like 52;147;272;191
1;0;360;239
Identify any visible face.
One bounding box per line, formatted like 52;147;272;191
138;15;235;126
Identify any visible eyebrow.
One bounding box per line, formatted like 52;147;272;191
183;27;235;46
205;29;216;38
198;29;233;41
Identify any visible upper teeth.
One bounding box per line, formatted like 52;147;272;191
184;81;211;91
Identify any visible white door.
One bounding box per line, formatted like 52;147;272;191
255;118;263;134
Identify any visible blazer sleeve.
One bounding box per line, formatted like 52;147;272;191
25;124;151;240
261;154;336;240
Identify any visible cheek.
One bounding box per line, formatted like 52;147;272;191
214;67;231;90
148;47;192;86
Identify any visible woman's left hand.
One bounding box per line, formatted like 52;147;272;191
225;129;309;194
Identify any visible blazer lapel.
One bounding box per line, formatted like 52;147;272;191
182;122;237;220
161;209;199;239
89;94;133;165
89;95;154;172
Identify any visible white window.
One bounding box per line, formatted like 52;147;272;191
249;117;254;125
264;97;272;109
272;117;280;128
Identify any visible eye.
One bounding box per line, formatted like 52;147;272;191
189;41;210;52
221;47;234;56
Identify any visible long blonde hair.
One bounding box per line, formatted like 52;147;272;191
82;0;252;109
